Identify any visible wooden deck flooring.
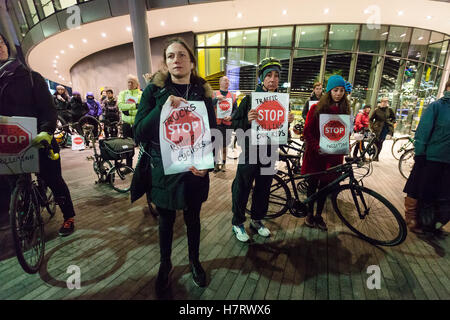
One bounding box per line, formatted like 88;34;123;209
0;140;449;300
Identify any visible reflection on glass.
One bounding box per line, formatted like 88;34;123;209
325;52;352;80
359;25;388;54
427;41;443;65
197;48;226;78
328;24;358;51
39;0;55;18
396;61;421;134
197;32;225;47
54;0;78;11
352;54;380;109
408;29;430;61
227;48;258;91
429;32;444;44
291;50;323;93
261;26;293;47
295;25;327;49
25;0;39;26
12;1;29;36
386;26;411;57
228;29;258;46
438;41;449;68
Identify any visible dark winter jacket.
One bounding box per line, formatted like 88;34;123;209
53;92;70;111
102;97;120;121
68;96;89;121
302;93;321;120
0;58;56;134
133;71;216;210
369;106;396;139
414;92;450;164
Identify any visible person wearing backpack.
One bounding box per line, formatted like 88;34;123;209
101;89;120;138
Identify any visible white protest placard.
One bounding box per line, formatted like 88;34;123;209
319;114;351;155
251;92;289;145
217;98;233;119
160;100;214;175
71;134;85;151
309;101;319;108
0;116;39;175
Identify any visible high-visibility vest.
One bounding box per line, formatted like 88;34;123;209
213;90;236;126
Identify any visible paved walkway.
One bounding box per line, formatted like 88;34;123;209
0;140;449;300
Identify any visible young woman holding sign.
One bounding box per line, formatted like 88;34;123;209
301;75;352;231
133;38;216;296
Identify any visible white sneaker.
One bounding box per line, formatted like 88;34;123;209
232;224;250;242
250;219;271;237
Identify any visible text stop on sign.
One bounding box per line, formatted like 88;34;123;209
164;108;204;148
0;124;31;154
256;100;286;130
324;120;346;141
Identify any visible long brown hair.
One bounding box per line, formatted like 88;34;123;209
163;38;198;78
314;91;351;118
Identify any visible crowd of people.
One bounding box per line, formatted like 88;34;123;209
1;32;449;297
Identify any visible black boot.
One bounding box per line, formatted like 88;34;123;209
155;260;172;297
190;260;207;287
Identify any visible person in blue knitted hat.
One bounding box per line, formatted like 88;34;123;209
301;74;352;231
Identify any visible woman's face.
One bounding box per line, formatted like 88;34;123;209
165;42;193;80
314;85;323;97
57;88;65;95
330;87;345;103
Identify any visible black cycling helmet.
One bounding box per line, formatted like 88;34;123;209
258;57;282;82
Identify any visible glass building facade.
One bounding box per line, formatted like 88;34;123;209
196;24;449;135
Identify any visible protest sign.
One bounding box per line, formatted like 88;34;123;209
217;98;233;119
319;114;351;155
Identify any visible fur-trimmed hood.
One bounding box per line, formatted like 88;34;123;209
151;70;213;99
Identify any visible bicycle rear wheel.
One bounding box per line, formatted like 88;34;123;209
109;164;134;193
391;137;411;160
9;185;45;274
399;149;415;179
332;184;407;246
246;174;291;219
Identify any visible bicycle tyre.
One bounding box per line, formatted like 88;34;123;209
246;174;291;219
351;140;378;161
109;164;134;193
45;187;56;218
54;116;68;148
9;185;45;274
332;184;407;246
399;149;415;180
391;137;411;160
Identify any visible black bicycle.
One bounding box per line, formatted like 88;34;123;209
247;137;407;246
54;115;102;148
8;141;58;273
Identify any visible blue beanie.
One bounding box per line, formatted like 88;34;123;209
326;75;346;92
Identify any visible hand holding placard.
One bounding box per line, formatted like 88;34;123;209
248;109;258;123
168;95;188;108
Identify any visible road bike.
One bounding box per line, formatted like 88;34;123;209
391;135;415;160
399;148;415;179
246;135;406;246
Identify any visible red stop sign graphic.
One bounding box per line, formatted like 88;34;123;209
73;137;83;145
324;120;346;141
163;108;204;148
255;101;286;130
219;100;231;112
0;124;31;155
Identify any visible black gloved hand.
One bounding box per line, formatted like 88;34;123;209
414;155;426;167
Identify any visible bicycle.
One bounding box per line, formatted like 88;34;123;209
391;134;415;160
247;135;407;246
8;141;59;273
350;129;378;162
398;148;415;179
53;115;102;148
87;123;135;193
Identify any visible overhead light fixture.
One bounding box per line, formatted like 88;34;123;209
53;64;57;68
364;9;370;14
53;60;57;64
301;31;306;35
160;21;165;26
68;44;74;49
381;32;389;36
398;11;404;16
324;8;329;14
82;39;87;43
243;36;247;40
418;36;424;41
426;15;432;20
126;26;132;32
56;56;59;59
282;9;287;15
60;50;65;54
193;16;198;22
400;33;406;38
273;33;277;37
54;70;58;74
329;31;334;34
101;33;107;38
237;12;242;18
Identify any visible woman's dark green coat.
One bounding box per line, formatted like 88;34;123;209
132;71;216;210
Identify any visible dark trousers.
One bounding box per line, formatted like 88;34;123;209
0;139;76;221
157;203;202;263
231;163;273;226
306;178;327;216
375;138;385;159
122;123;134;167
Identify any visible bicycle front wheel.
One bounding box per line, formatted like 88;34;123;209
399;149;415;180
391;137;411;160
109;164;134;193
332;184;407;246
10;185;45;274
246;174;291;219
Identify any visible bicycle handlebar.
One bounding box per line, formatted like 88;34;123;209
40;140;60;161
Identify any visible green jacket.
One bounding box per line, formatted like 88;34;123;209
117;89;142;125
133;71;216;210
414;91;450;164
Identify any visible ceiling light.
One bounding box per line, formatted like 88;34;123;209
273;33;277;37
54;70;58;74
53;60;57;64
60;50;65;54
101;33;107;37
301;31;306;35
53;64;57;68
126;26;132;32
237;12;242;18
68;44;74;49
243;36;247;40
324;8;329;14
160;21;165;26
193;16;198;22
392;50;396;53
364;9;370;14
282;9;287;15
82;39;87;43
418;36;423;41
329;31;334;34
398;11;404;16
381;32;389;36
426;15;432;20
56;56;59;59
400;33;406;38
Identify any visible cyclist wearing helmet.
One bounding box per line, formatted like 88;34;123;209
230;57;294;242
0;33;76;236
